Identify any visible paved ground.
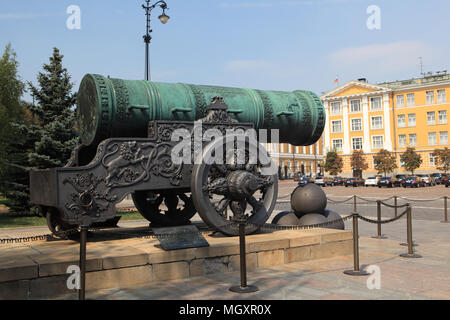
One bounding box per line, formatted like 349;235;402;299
1;181;449;300
76;217;450;300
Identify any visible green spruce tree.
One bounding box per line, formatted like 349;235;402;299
25;47;79;169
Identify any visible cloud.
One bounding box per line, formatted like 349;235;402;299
220;0;361;8
0;13;57;20
328;41;435;75
223;59;305;85
224;59;273;72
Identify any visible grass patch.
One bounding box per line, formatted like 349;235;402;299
0;210;145;229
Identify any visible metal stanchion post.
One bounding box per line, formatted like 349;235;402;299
353;195;357;213
394;196;398;218
229;221;259;293
400;207;422;259
78;226;88;300
372;200;387;239
400;205;418;247
441;196;448;223
344;212;369;276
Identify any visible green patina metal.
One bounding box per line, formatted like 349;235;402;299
77;74;325;147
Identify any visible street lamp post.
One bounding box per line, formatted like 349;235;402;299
142;0;170;81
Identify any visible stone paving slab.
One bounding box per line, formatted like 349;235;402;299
81;235;449;300
0;223;352;299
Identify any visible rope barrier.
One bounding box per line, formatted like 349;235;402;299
397;196;446;202
327;196;354;204
378;201;410;209
356;208;409;224
355;195;396;202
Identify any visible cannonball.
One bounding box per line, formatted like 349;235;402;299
291;184;327;217
272;211;299;226
323;209;345;230
297;213;328;227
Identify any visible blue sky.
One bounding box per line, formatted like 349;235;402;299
1;0;450;101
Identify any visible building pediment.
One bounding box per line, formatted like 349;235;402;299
321;81;391;101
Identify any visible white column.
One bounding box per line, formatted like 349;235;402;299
342;99;350;154
323;101;330;154
383;93;393;151
362;96;371;153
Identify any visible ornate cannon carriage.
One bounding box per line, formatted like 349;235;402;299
30;74;325;236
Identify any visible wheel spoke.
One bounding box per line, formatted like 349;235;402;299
248;196;263;214
215;197;231;217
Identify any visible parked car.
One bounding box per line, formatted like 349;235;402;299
418;174;436;186
442;175;449;187
333;176;345;186
364;176;379;187
395;174;407;186
298;177;312;186
378;177;398;188
403;176;425;188
314;176;334;187
345;177;364;187
431;173;443;184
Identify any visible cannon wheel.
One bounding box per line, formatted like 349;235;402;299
191;136;278;236
131;191;196;227
46;207;75;238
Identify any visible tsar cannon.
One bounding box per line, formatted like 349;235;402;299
30;74;325;237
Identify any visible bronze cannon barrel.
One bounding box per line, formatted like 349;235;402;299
77;74;325;147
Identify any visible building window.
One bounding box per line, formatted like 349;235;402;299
426;91;435;105
330;102;341;115
407;93;415;106
396;95;404;107
437;89;446;104
409;134;417;147
427;112;436;125
440;131;448;145
332;139;343;152
372;136;384;149
398;135;406;148
397;114;406;128
370;97;382;111
331;120;342;133
351;118;362;131
350;99;361;113
428;132;437;146
439;110;447;124
408;113;416;127
371;116;383;130
352;137;363;150
430;154;437;166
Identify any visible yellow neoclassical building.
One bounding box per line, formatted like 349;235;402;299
321;74;450;177
267;139;324;179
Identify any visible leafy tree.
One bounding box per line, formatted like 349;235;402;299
350;150;368;177
23;47;79;169
374;149;397;177
433;148;450;174
324;150;343;176
2;48;78;213
0;44;26;205
400;147;422;175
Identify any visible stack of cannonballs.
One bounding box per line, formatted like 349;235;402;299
272;183;344;230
